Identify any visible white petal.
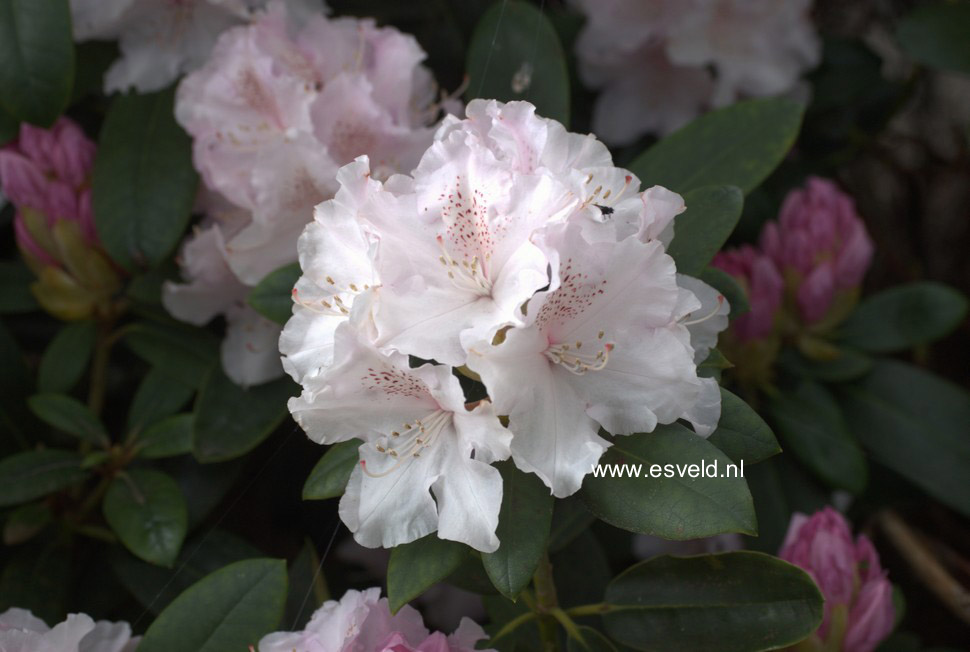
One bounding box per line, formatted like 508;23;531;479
221;305;285;386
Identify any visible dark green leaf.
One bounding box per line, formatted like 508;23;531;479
2;501;51;545
0;449;87;507
549;496;596;553
768;380;867;493
123;320;219;389
603;552;823;652
249;263;300;325
482;461;554;599
629;98;804;195
92;88;198;270
284;540;324;630
387;534;468;613
838;360;970;518
777;347;873;382
897;2;970;73
302;439;360;500
193;368;294;463
37;321;97;393
553;530;611;609
137;413;194;459
27;392;109;446
0;260;39;314
138;558;287;652
103;469;188;567
839;282;968;353
466;0;569;124
0;105;17;145
743;454;829;553
127;367;194;433
709;387;780;464
580;424;756;539
700;267;750;317
666;185;743;276
0;0;74;126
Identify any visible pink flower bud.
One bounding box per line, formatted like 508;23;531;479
760;177;874;324
779;508;894;652
711;245;783;341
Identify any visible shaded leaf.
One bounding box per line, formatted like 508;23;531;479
302;439;361;500
666;185;743;277
387;534;468;613
0;449;88;506
103;469;188;567
249;263;300;325
708;387;780;465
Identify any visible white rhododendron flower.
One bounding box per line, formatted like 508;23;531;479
0;608;139;652
163;0;444;386
282;99;729;549
573;0;820;144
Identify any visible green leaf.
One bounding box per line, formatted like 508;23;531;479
302;439;361;500
0;260;39;314
127;367;194;433
768;380;867;493
249;263;300;325
111;528;263;614
138;558;287;652
666;185;743;276
92;88;198;271
387;534;468;613
743;454;829;554
482;461;554;600
123;320;219;389
103;469;188;567
628;98;804;195
0;105;17;145
0;449;87;507
603;552;823;652
193;368;294;463
27;392;109;446
838;282;968;353
579;424;756;539
777;347;873;383
567;627;618;652
549;496;596;553
700;267;750;317
838;359;970;518
897;1;970;74
466;0;569;124
137;413;194;459
0;0;74;126
2;502;51;545
37;321;97;393
708;387;780;465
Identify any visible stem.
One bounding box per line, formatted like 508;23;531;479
87;320;114;417
532;551;561;652
565;603;614;617
489;611;538;645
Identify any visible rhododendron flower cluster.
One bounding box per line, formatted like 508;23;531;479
0;118;121;321
572;0;821;144
258;587;492;652
0;608;139;652
282;99;729;552
163;0;443;385
779;508;895;652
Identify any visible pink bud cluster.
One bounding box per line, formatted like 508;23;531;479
712;177;873;341
780;508;895;652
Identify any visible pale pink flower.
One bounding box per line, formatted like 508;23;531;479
779;508;894;652
760;177;874;324
712;245;784;341
258;588;492;652
572;0;820;145
0;608;139;652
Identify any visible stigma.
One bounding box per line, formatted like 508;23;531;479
360;409;451;478
544;336;614;375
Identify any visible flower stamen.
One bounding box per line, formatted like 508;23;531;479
545;340;614;375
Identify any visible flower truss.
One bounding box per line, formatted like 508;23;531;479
282;99;730;553
162;0;444;386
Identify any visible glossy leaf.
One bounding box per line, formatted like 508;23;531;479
138;558;287;652
37;321;97;393
137;413;194;459
92;88;198;270
482;461;554;599
387;534;468;613
193;368;295;463
580;424;756;539
838;282;968;353
249;263;300;325
768;380;867;493
603;552;823;652
103;469;188;567
466;0;569;124
123;320;219;389
838;360;970;518
127;367;194;433
897;2;970;74
708;387;780;465
666;185;743;277
629;98;804;195
27;393;109;446
0;449;87;507
302;439;361;500
0;0;74;126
